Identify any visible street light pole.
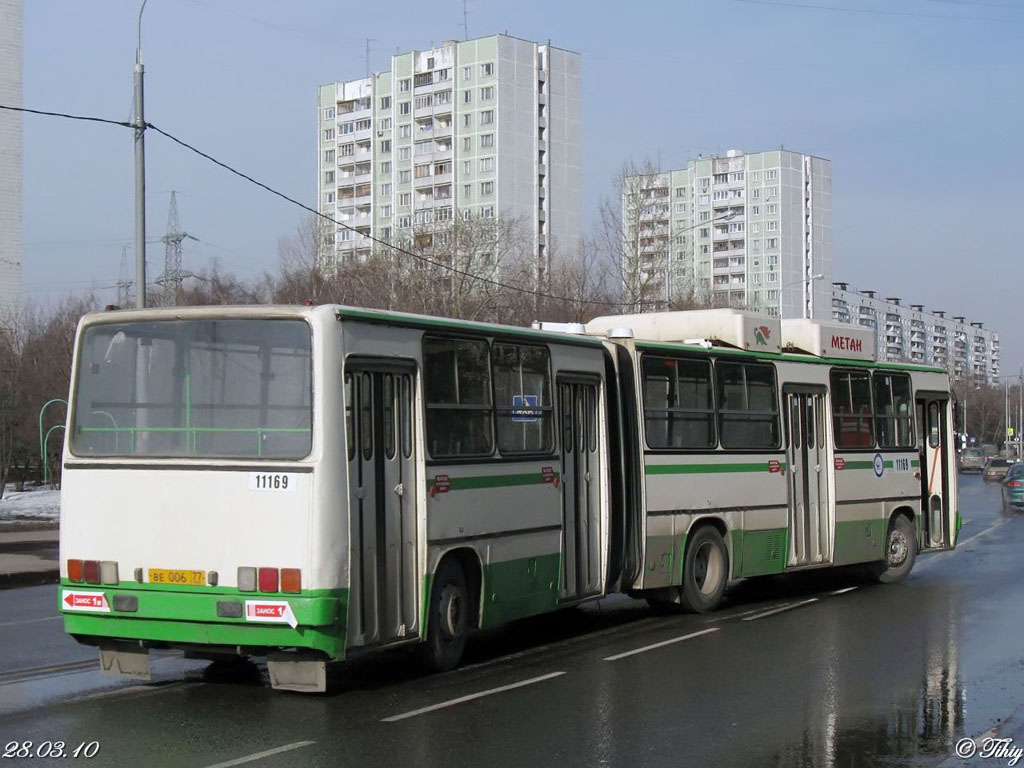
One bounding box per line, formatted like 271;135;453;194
133;0;149;309
780;273;823;319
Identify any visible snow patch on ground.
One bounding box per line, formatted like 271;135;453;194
0;485;61;521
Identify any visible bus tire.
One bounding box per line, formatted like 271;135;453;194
680;526;728;613
418;558;469;673
868;514;917;584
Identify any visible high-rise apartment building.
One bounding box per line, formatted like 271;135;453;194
0;0;22;318
831;283;1000;383
623;149;832;319
317;34;581;287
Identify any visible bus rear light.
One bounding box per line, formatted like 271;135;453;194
83;560;101;584
207;570;219;587
258;567;279;593
237;567;257;592
67;559;83;582
100;561;119;585
134;567;144;582
281;568;301;593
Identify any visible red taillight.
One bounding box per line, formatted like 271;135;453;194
83;560;101;584
281;568;301;593
258;567;279;593
67;559;83;582
1008;480;1022;487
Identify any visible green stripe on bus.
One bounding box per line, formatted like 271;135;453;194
427;472;560;491
841;459;921;470
645;462;787;475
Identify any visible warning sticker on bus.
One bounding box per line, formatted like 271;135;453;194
244;600;298;628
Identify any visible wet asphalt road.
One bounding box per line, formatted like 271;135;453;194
2;475;1024;768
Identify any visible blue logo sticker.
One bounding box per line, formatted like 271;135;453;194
873;453;885;478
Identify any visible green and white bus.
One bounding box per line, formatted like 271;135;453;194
59;305;958;691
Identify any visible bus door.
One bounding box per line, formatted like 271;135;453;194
558;377;602;601
784;387;832;567
345;364;418;646
917;394;951;549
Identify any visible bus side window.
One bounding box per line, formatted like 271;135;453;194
400;375;412;459
928;402;941;448
383;374;396;460
360;372;373;460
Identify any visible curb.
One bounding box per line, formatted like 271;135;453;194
0;569;60;590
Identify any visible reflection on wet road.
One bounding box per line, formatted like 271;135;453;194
2;475;1023;767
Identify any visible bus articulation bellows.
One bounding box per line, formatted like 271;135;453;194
59;306;958;691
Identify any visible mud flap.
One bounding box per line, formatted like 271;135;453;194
267;656;327;693
99;645;151;680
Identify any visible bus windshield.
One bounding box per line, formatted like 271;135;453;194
71;318;312;459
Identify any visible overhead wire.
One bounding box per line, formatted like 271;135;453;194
1;101;622;309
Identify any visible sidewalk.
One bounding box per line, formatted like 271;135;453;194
0;523;59;588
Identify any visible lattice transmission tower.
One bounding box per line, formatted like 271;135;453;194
155;191;197;305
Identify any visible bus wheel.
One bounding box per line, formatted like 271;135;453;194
680;527;728;613
869;515;917;584
418;559;469;673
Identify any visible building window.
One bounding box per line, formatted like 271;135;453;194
482;205;495;218
324;128;335;141
355;118;372;131
480;157;494;172
437;68;450;81
435;89;452;104
380;96;391;110
340;143;354;156
339;122;354;135
397;146;410;161
766;237;778;249
378;118;392;131
398;170;411;183
463;114;472;128
751;172;760;182
481;133;494;148
463;184;472;198
398;193;411;207
323;107;335;120
480;110;494;125
767;204;778;214
324;191;335;205
414;140;432;155
481;62;494;76
415;94;433;110
480;86;494;101
380;183;392;196
381;204;392;217
699;228;709;238
766;221;778;232
399;78;411;92
461;160;471;174
324;149;335;163
399;101;410;115
481;181;494;196
750;205;759;216
398;215;411;227
463;137;472;151
699;194;709;204
765;169;778;180
380;140;391;153
699;211;710;222
463;89;472;104
398;125;410;139
324;170;335;184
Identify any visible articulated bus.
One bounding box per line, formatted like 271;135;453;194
59;305;958;691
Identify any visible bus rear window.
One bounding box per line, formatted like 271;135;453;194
71;319;312;459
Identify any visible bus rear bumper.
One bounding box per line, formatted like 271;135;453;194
61;584;348;660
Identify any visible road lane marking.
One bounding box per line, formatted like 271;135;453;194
382;671;566;722
916;518;1012;571
202;741;315;768
603;627;720;661
0;615;62;628
741;597;819;621
830;586;859;595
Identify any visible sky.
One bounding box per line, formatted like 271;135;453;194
15;0;1024;371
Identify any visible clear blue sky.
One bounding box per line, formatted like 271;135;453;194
19;0;1024;372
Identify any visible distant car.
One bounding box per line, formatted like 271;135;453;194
1002;464;1024;512
960;447;986;473
982;444;999;459
984;457;1016;482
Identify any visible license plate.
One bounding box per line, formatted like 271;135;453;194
148;568;206;586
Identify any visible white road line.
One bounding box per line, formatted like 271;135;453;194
741;597;819;621
916;518;1011;571
0;615;62;628
382;671;566;723
202;741;315;768
830;586;859;596
603;627;720;661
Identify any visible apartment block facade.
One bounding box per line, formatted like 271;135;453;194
831;283;1000;384
624;149;832;320
316;34;581;285
0;0;22;318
